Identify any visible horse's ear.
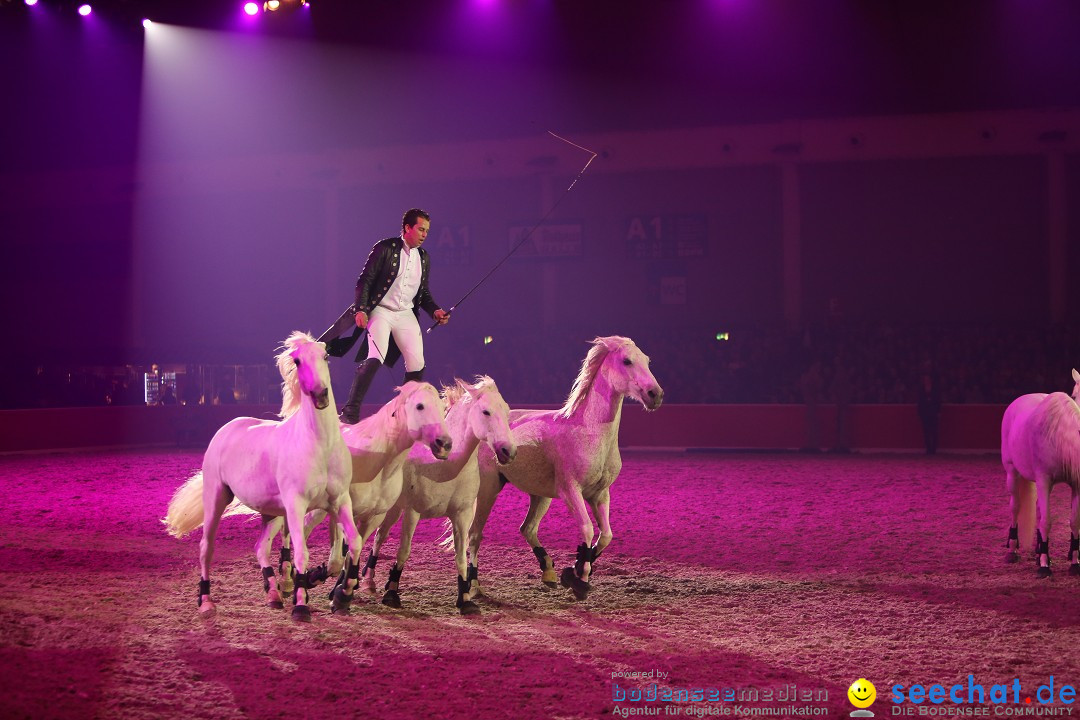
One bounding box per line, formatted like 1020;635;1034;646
1073;368;1079;383
458;378;476;399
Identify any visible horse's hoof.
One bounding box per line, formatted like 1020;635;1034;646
1037;567;1053;579
331;587;353;615
291;604;312;623
1004;552;1020;564
560;567;591;601
458;600;481;616
381;590;402;608
308;564;329;586
198;600;217;618
542;569;559;586
361;579;377;595
268;600;284;610
1069;564;1080;577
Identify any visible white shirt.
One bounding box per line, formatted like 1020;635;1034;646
379;241;422;312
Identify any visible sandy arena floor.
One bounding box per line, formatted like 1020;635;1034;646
1;449;1079;720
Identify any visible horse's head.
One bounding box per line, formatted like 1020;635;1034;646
599;336;664;411
457;376;516;465
276;332;332;416
398;381;452;460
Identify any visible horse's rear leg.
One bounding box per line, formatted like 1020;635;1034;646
1069;487;1080;576
255;515;285;609
520;495;557;587
467;469;504;598
197;481;234;618
382;510;418;609
1035;476;1052;578
1004;467;1022;563
361;506;401;594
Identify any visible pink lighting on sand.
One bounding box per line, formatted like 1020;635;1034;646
244;2;259;15
78;4;91;15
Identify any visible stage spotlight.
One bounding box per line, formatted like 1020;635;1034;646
244;2;259;15
78;4;92;15
142;18;152;27
264;0;308;11
25;0;39;6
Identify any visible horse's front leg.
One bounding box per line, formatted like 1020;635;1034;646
467;467;504;598
329;501;364;615
520;495;557;587
588;486;613;569
255;514;285;609
452;507;480;615
382;509;418;609
558;482;597;601
1035;475;1052;578
1069;486;1080;576
284;499;315;622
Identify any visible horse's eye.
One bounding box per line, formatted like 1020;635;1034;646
416;403;424;411
323;354;329;361
482;410;491;417
623;358;632;366
294;358;301;366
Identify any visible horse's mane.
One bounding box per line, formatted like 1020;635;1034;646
556;336;635;420
442;375;497;410
1037;392;1080;481
275;331;318;419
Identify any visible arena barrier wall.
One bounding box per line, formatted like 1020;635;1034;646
0;403;1003;454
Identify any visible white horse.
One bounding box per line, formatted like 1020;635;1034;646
1002;368;1080;577
257;381;453;614
364;376;516;615
468;336;663;601
163;332;359;621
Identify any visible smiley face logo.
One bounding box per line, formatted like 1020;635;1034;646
848;679;876;708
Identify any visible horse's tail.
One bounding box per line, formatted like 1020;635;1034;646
163;471;206;538
222;498;259;518
436;518;455;552
1016;475;1037;552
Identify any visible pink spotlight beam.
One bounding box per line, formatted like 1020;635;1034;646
78;4;92;16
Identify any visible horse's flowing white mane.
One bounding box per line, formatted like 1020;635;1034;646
275;331;318;419
442;375;496;410
1038;392;1080;481
556;336;635;420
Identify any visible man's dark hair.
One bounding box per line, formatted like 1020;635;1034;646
402;208;430;230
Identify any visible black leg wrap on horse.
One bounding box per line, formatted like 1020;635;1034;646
1006;526;1019;547
347;559;361;580
308;564;329;585
574;543;597;577
364;551;379;572
1070;537;1079;553
533;545;550;571
279;547;292;562
293;571;315;591
468;564;478;582
1037;531;1050;559
384;564;402;591
261;567;275;593
198;579;210;606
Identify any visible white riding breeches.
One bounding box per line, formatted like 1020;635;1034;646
366;306;425;371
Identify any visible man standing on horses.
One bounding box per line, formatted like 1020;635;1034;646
320;208;450;424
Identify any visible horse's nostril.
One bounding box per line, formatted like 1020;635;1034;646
647;390;656;398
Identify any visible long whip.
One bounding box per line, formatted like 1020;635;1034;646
425;131;598;334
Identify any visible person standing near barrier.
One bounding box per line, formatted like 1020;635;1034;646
320;208;450;424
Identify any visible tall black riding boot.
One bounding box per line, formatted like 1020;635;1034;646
403;368;424;384
340;359;381;424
